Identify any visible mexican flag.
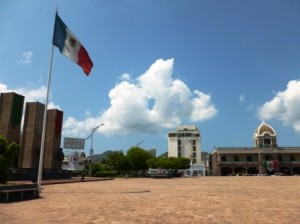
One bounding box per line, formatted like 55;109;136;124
52;13;93;75
263;160;279;172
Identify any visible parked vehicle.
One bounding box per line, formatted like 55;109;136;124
148;168;173;178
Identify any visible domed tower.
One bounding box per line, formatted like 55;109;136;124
253;121;277;148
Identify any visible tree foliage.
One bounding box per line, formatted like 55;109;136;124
107;151;132;175
146;157;190;170
90;147;191;177
127;146;153;176
0;135;18;184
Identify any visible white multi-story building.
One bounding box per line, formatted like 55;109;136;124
168;125;202;165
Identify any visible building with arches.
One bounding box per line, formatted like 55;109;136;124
210;121;300;176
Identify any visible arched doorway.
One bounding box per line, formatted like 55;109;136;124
292;167;300;175
247;167;258;175
234;167;246;175
221;167;232;176
279;167;291;175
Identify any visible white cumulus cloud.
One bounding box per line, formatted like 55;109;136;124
239;94;245;103
19;51;33;64
63;58;218;136
119;73;131;81
1;59;218;138
258;80;300;133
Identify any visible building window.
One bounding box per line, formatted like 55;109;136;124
263;133;271;146
246;156;252;162
193;146;196;152
178;140;181;145
265;154;273;160
233;156;239;162
192;140;196;145
290;155;296;161
221;156;227;162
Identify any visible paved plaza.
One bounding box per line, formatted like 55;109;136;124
1;176;300;223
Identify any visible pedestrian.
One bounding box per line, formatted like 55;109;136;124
81;170;85;181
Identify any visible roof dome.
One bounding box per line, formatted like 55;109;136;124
253;121;276;138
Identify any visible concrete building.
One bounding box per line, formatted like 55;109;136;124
43;109;63;170
0;92;24;144
19;103;63;170
0;91;68;180
211;121;300;176
168;125;201;164
168;125;205;175
19;102;44;169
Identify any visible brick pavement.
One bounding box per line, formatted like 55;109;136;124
1;176;300;223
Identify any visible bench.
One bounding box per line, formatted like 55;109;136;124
0;187;40;203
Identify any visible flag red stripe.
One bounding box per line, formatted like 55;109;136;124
77;46;93;76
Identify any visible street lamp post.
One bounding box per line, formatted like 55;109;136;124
86;124;104;177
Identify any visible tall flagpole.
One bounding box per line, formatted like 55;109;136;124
37;11;57;191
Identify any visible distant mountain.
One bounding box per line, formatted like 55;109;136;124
90;150;121;163
158;152;168;158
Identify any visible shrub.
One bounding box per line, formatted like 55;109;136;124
0;135;18;184
94;171;117;177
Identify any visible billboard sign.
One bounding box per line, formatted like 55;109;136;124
64;137;85;149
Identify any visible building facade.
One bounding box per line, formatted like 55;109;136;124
0;91;65;178
211;122;300;176
19;102;45;169
0;92;24;144
43;109;63;170
168;125;202;165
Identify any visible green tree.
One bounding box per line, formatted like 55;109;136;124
175;157;191;169
0;135;18;184
146;157;160;168
107;151;129;174
92;163;103;176
147;157;191;170
127;146;152;177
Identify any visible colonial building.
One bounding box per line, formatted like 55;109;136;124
211;121;300;176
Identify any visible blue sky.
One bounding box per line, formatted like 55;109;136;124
1;0;300;156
